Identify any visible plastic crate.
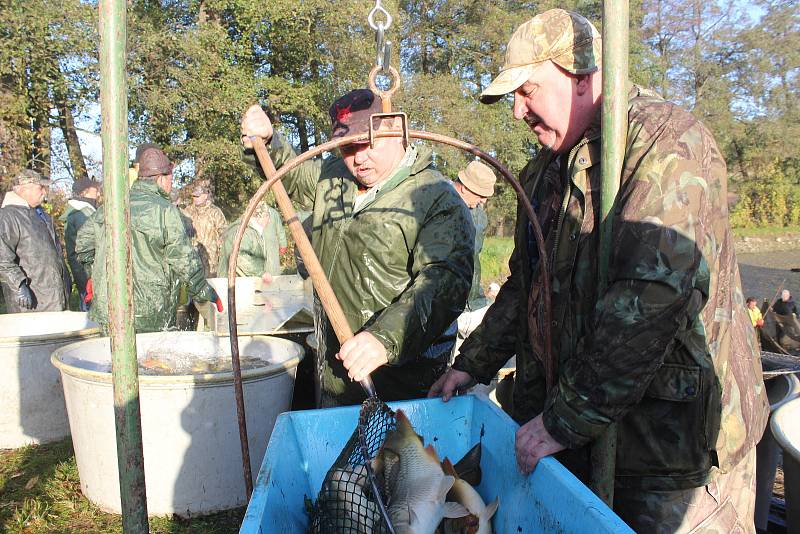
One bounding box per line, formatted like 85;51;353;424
240;395;633;533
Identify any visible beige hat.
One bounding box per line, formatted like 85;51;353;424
480;9;601;104
458;161;496;198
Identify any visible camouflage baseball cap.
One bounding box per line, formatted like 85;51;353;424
14;169;51;187
480;9;601;104
190;179;211;196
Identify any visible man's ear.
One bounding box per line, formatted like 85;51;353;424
575;74;591;96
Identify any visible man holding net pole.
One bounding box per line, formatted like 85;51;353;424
240;89;474;407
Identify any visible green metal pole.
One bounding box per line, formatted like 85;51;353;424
590;0;629;508
99;0;149;531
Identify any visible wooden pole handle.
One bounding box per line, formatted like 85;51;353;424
251;137;377;398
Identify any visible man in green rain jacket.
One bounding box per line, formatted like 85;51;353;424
76;147;220;333
240;89;474;406
62;177;101;310
430;10;768;531
217;201;287;277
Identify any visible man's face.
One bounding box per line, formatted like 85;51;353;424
192;192;209;206
18;183;48;207
82;186;100;200
339;122;406;188
456;182;487;209
783;290;791;302
512;61;592;153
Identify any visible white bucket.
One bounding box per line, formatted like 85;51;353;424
51;332;303;516
0;311;99;448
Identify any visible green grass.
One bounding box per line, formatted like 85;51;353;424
479;236;514;287
732;225;800;237
0;439;243;533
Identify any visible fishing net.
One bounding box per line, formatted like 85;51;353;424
310;396;396;534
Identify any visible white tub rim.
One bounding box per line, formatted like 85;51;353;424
51;334;304;386
0;311;100;346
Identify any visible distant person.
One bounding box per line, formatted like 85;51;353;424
217;200;287;280
0;170;69;313
182;179;227;277
747;297;764;328
453;160;497;353
773;289;799;316
77;147;221;332
63;177;102;310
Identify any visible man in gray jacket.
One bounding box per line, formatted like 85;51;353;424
0;170;69;312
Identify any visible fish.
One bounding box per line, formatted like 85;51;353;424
452;442;482;487
374;410;469;534
315;464;382;534
439;458;499;534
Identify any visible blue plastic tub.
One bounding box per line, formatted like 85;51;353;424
240;395;633;533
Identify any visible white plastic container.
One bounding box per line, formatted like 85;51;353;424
771;396;800;532
51;332;303;516
0;311;99;448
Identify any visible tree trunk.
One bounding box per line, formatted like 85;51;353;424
57;95;89;180
298;111;309;153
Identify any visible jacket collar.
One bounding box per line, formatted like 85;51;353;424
68;198;97;212
1;191;32;209
132;178;170;200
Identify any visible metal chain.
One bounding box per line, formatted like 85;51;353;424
369;1;393;73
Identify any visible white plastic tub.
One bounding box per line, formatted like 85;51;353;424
51;332;303;516
0;311;99;448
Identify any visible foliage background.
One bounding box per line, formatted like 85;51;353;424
0;0;798;229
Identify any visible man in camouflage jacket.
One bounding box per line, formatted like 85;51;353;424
430;9;769;531
241;89;474;406
182;180;227;277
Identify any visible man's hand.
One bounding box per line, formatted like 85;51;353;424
428;368;474;402
17;281;33;310
261;272;273;285
515;414;566;475
240;105;273;149
196;284;223;312
337;331;388;383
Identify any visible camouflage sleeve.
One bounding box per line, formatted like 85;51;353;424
162;205;207;298
542;117;714;449
242;132;319;211
75;210;99;278
365;186;475;365
451;242;526;383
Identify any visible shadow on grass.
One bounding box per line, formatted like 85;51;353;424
0;438;244;533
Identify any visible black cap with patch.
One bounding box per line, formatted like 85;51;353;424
329;89;383;140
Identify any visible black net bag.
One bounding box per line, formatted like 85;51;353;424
310;396;397;533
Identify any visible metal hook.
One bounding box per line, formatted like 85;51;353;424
368;0;392;31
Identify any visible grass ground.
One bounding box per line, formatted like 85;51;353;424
0;439;243;534
733;225;800;237
479;236;514;288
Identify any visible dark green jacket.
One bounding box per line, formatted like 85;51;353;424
466;204;489;311
62;198;96;295
454;86;769;491
217;208;286;276
76;179;212;332
258;134;474;404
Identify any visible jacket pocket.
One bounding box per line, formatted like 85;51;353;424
617;362;712;485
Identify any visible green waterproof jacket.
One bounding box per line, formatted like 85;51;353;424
76;179;213;332
466;204;489;311
217;207;287;276
62;198;96;296
454;85;769;491
253;134;474;404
